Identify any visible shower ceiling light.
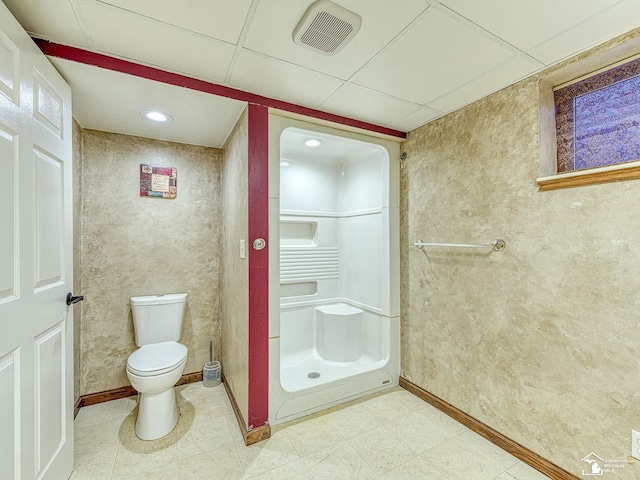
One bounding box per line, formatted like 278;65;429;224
304;138;323;147
141;110;173;122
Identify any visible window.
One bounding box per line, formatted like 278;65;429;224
537;47;640;191
555;56;640;173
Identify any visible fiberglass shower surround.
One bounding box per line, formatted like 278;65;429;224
269;124;400;426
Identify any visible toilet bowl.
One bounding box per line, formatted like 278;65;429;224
127;293;188;440
126;340;188;440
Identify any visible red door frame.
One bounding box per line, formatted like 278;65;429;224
247;104;269;429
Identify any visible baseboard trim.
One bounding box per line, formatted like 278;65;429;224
73;397;82;419
77;371;204;409
222;373;271;445
177;371;204;386
246;422;272;445
79;384;137;407
399;377;579;480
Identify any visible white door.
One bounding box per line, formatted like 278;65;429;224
0;3;74;480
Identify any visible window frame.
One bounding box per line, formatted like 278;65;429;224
537;37;640;191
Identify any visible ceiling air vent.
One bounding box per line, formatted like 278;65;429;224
293;0;362;55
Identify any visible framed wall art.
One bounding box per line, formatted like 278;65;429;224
140;164;177;198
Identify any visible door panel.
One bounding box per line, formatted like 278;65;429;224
0;29;19;104
0;349;19;480
0;3;73;479
34;323;66;478
34;148;64;291
33;69;63;138
0;124;17;302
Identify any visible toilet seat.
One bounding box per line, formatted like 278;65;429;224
127;341;187;377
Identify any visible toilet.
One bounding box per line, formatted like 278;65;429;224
126;293;188;440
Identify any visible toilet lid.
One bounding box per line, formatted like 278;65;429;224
127;341;188;376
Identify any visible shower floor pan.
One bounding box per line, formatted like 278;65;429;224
280;351;387;393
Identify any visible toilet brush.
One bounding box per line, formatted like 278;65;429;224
203;340;221;387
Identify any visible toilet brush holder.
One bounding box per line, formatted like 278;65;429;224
203;361;221;387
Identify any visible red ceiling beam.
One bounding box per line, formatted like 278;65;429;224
35;39;406;139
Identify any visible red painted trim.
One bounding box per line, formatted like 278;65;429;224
34;39;406;139
247;104;269;429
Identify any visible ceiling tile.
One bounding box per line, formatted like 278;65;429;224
321;83;420;127
352;9;515;105
229;50;343;107
527;0;640;65
96;0;253;44
80;1;235;83
3;0;89;47
243;0;428;79
439;0;619;51
427;56;541;113
386;107;442;132
9;0;640;148
51;58;245;148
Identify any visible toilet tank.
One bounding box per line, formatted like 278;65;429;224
131;293;187;347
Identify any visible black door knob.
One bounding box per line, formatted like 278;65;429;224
66;293;84;305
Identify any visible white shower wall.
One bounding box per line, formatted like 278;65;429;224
339;213;384;311
280;150;387;311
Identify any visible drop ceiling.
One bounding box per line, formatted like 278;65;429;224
4;0;640;147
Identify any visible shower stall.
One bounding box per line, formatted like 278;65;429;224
268;116;400;425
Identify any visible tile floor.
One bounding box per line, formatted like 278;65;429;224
70;383;550;480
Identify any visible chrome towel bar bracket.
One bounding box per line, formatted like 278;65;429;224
413;239;506;252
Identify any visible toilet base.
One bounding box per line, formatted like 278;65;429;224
135;387;179;440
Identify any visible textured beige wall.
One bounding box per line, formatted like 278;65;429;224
80;130;222;395
72;119;83;401
220;108;249;423
401;31;640;477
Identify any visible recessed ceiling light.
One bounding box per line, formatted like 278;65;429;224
304;138;323;147
141;110;173;122
280;160;291;167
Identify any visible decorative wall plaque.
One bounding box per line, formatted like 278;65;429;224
140;164;177;198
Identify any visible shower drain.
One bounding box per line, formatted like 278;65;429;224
307;371;321;379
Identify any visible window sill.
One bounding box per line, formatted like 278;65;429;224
537;160;640;191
